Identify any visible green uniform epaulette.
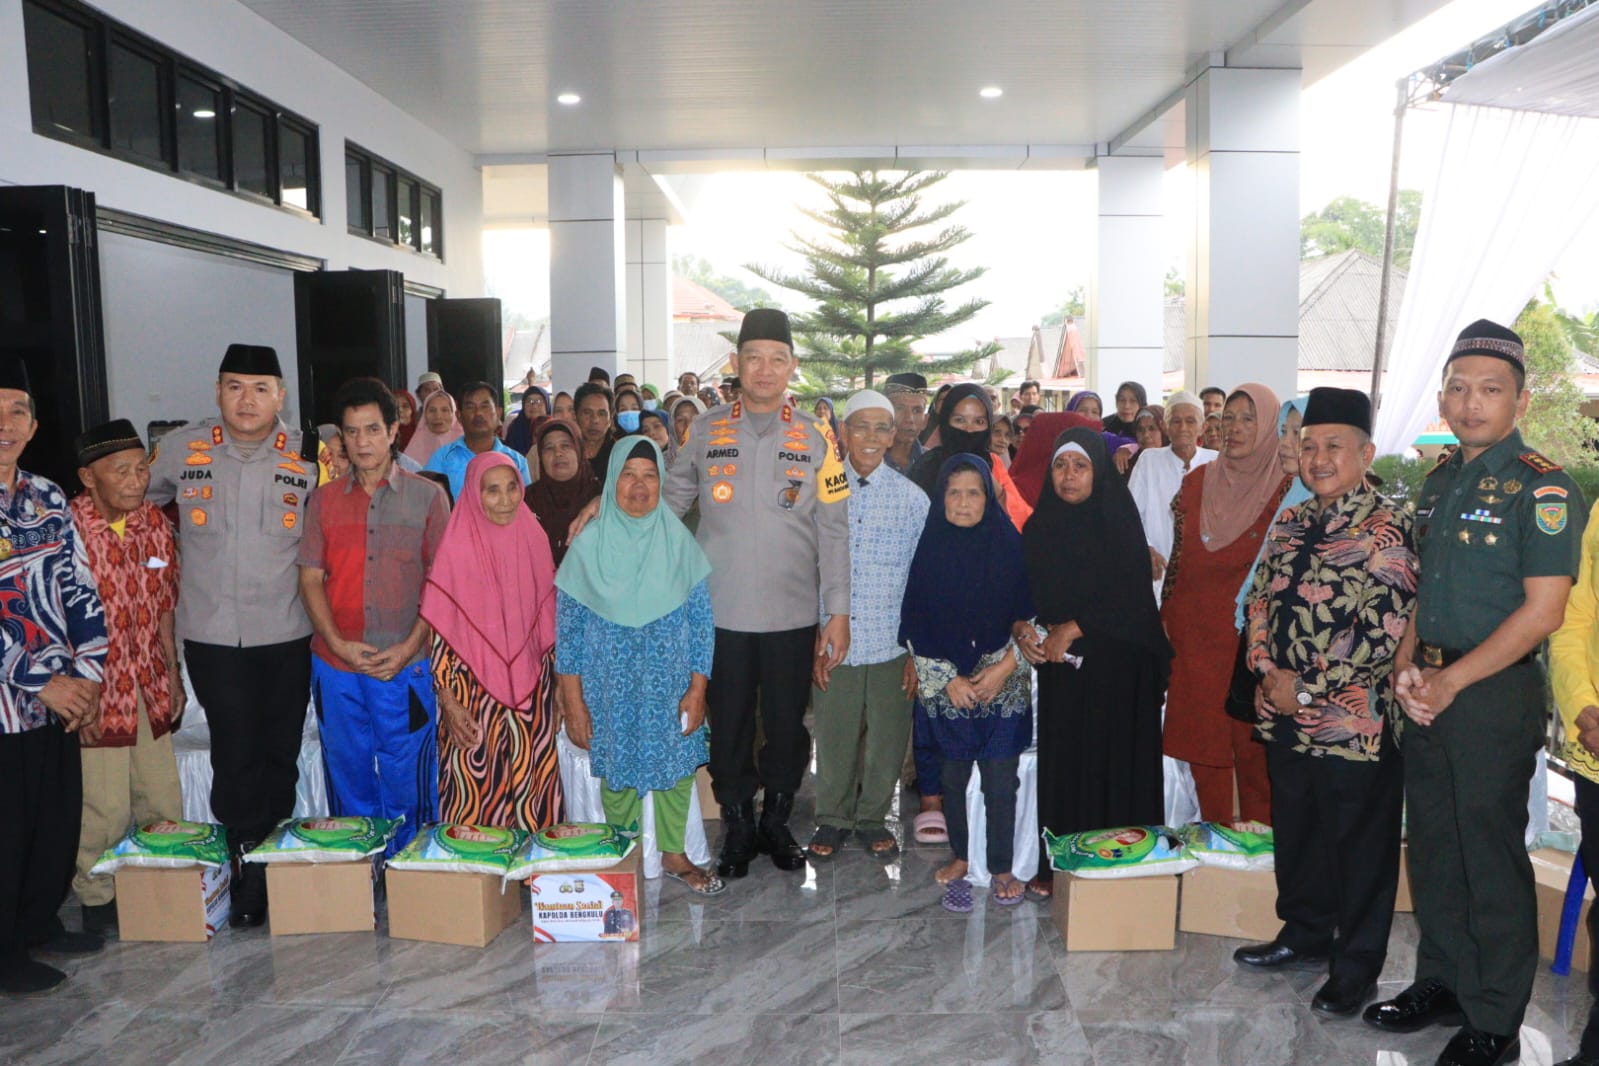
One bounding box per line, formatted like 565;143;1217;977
1518;449;1562;475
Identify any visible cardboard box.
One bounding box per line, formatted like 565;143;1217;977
387;869;521;947
697;766;718;821
1395;843;1413;913
526;849;642;943
1178;865;1280;942
266;859;377;936
115;863;231;942
1052;872;1178;952
1533;847;1594;973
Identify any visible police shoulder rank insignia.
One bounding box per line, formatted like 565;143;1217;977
1537;502;1569;536
1519;450;1563;475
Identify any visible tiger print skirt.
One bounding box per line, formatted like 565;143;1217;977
432;636;564;830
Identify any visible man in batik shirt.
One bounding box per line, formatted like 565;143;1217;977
1232;387;1418;1022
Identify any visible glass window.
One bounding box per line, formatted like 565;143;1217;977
24;2;98;141
232;103;271;198
345;153;368;233
420;191;439;257
175;74;222;181
396;176;417;249
279;122;312;212
107;42;163;161
371;164;393;241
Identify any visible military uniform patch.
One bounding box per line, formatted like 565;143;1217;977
1537;502;1568;535
190;509;208;527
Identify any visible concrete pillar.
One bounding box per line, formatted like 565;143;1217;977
625;217;672;391
548;152;625;393
1089;154;1166;402
1185;66;1300;400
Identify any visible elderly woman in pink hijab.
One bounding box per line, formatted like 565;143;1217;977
421;452;560;829
403;388;464;466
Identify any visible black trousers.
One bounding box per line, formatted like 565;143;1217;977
942;756;1019;875
185;638;312;848
1573;774;1599;1056
1406;663;1544;1036
0;721;81;970
706;626;815;807
1266;739;1403;982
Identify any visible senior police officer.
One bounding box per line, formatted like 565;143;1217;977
669;309;852;875
1363;320;1585;1066
148;343;318;927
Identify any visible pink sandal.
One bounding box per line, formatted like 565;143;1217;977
913;810;948;845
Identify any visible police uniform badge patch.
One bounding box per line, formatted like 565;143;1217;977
711;481;734;504
778;480;802;509
186;453;212;467
190;509;208;527
1537;502;1568;536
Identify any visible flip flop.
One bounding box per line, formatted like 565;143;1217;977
913;810;948;844
1023;879;1053;904
663;867;727;896
941;878;975;913
806;825;849;863
992;878;1025;907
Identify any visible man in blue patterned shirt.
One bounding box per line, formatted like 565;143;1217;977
0;358;110;997
808;390;930;861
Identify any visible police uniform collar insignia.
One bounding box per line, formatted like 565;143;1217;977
780;404;792;423
274;432;288;453
212;425;225;446
730;401;742;420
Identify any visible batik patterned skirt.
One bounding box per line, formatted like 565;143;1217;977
431;635;563;830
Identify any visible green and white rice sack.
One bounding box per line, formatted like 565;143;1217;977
505;822;637;878
242;816;400;863
1045;825;1198;879
1177;820;1275;871
89;819;229;876
386;824;528;876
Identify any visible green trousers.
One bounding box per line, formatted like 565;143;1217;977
1404;662;1545;1036
601;771;696;854
811;655;912;830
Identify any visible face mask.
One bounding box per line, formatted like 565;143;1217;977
616;410;641;433
642;399;658;411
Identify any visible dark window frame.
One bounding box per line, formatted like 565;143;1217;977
343;140;444;262
21;0;322;220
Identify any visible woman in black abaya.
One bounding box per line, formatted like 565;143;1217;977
1018;427;1172;900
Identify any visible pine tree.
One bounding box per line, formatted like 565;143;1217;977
746;171;1000;393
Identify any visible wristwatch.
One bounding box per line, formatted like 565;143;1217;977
1293;678;1314;707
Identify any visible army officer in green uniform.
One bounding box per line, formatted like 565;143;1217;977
1364;320;1585;1066
147;343;317;928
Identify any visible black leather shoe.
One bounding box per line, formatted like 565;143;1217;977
0;959;66;997
1435;1026;1519;1066
1362;979;1466;1033
1232;940;1327;968
717;800;757;879
80;901;117;936
228;843;269;928
755;792;806;872
34;930;104;955
1311;973;1377;1016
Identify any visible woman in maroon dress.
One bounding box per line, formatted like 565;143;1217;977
1160;382;1288;825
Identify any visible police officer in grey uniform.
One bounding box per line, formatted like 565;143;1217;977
147;344;316;927
664;309;852;876
1364;320;1585;1066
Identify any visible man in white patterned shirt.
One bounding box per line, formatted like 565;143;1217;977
807;390;930;861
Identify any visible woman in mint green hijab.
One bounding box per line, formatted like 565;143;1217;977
554;439;724;894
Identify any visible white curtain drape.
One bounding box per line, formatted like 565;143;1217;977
1374;103;1599;455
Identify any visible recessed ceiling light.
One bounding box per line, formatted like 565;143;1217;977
193;109;216;119
979;86;1003;99
556;92;581;106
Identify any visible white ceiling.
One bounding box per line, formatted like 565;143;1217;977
238;0;1455;164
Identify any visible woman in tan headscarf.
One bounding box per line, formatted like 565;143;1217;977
1160;382;1290;825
